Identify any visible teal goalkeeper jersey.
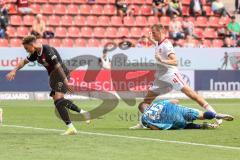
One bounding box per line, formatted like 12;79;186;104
141;99;199;130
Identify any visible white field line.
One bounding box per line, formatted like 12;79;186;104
1;124;240;151
0;103;239;108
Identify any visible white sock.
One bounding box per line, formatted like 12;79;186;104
203;104;216;113
67;123;74;128
80;109;86;114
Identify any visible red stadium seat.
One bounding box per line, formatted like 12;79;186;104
49;0;60;3
61;16;73;26
42;4;54;14
160;16;170;26
148;16;159;25
219;17;231;25
0;39;8;47
201;39;211;47
204;28;217;38
17;27;29;38
48;15;61;26
182;0;190;5
111;16;122;26
103;5;116;15
61;0;73;4
75;39;87;47
143;27;151;35
6;27;16;37
55;27;67;38
135;16;147;26
10;15;22;26
133;0;145;4
68;27;80;38
106;27;118;38
30;0;48;3
208;17;220;27
182;6;189;16
124;16;135;26
86;16;98;26
194;28;204;38
195;16;208;27
10;39;22;47
93;27;106;38
81;27;93;37
185;17;195;23
62;39;74;47
108;0;116;4
49;39;61;47
30;4;41;14
37;39;48;44
23;15;34;26
67;4;79;15
74;16;86;26
45;27;54;33
212;39;223;47
130;27;142;38
117;27;129;37
145;0;153;4
201;0;206;5
92;5;103;15
97;0;108;4
73;0;85;4
203;6;213;16
130;5;140;15
88;39;100;47
54;4;67;15
98;16;110;26
140;5;152;16
101;39;112;46
79;5;91;14
175;16;183;22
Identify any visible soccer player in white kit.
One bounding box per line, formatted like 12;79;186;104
130;24;221;129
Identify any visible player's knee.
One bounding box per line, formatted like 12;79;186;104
203;111;216;120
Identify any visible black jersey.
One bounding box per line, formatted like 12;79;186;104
26;45;69;75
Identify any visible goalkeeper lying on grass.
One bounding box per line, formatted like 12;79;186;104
137;99;234;130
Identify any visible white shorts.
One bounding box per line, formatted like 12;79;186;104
149;72;185;95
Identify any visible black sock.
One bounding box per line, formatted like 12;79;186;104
184;123;201;129
54;98;71;125
64;99;81;113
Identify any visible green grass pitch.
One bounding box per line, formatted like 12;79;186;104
0;99;240;160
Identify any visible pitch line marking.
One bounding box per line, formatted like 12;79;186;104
1;124;240;151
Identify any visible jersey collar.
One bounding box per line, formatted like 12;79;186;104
37;45;43;56
158;38;167;45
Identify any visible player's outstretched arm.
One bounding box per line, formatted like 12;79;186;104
6;59;29;81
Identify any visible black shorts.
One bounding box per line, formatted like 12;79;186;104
49;69;70;97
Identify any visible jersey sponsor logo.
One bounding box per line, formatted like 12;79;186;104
51;55;57;60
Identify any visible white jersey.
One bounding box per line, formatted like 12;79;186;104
101;56;111;69
154;38;179;78
149;38;185;93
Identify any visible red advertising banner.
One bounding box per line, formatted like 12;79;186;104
69;70;154;92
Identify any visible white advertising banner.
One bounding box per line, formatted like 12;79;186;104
0;47;239;70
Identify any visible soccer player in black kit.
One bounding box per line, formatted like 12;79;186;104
6;35;89;135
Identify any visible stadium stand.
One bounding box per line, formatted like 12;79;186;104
1;0;234;47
